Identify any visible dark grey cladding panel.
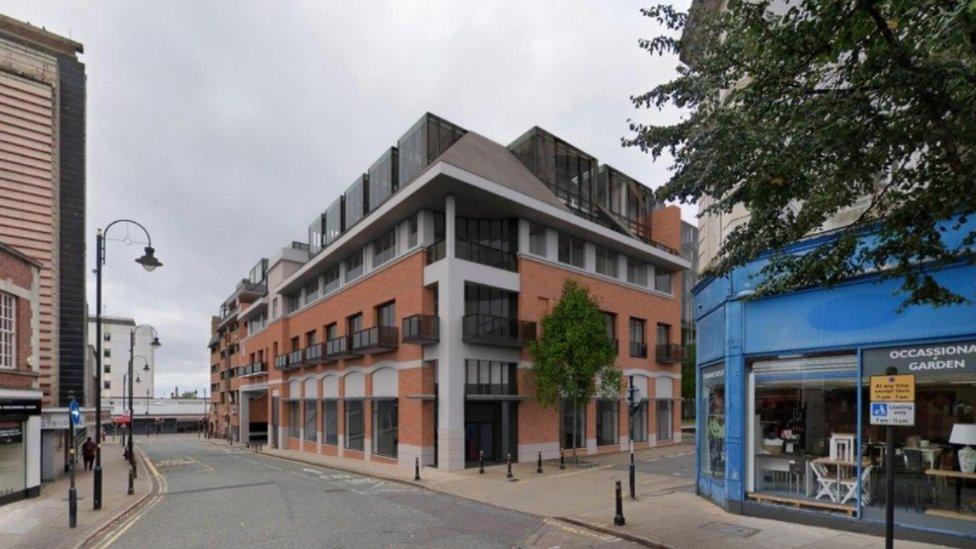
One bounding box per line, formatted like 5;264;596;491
56;54;87;407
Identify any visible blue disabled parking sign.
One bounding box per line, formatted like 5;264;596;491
870;401;914;426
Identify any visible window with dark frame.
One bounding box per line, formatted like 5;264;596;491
528;222;547;256
595;245;618;278
557;232;585;268
344;249;364;282
372;228;396;267
630;318;647;358
304;399;317;441
372;399;398;458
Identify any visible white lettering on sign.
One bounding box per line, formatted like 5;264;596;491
907;359;966;371
890;344;976;360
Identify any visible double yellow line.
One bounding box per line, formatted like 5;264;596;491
89;447;168;549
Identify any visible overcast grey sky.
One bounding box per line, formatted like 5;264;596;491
2;1;693;397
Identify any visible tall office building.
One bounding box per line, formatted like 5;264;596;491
86;316;156;402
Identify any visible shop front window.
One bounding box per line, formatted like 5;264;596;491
288;401;300;439
860;341;976;529
631;401;648;442
0;421;25;499
597;400;619;446
372;399;398;458
701;364;726;480
324;400;338;445
561;400;586;450
304;400;317;442
749;356;858;506
345;400;364;451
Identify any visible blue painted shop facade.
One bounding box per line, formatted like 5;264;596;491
693;221;976;545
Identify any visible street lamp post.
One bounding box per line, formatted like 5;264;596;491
127;324;160;483
93;219;162;510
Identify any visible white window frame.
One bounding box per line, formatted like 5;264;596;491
0;292;14;370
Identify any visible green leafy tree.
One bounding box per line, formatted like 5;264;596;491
530;280;619;463
628;1;976;308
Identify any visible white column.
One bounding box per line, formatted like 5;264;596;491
437;194;466;470
26;416;40;491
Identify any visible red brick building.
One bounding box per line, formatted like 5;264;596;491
209;114;691;470
0;241;42;504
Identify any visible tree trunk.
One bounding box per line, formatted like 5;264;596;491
572;399;579;465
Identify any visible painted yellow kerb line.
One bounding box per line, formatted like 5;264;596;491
93;447;168;549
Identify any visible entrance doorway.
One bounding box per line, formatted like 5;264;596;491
464;401;517;465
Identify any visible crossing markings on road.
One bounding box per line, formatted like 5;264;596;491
542;518;622;544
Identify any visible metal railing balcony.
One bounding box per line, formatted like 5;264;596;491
350;326;398;355
239;361;267;376
426;239;446;265
402;314;439;344
303;343;323;364
462;314;536;348
324;335;361;360
288;349;303;366
629;341;648;359
274;354;299;371
655;343;686;364
455;239;517;272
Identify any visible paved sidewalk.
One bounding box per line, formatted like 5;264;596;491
0;440;152;549
252;440;942;548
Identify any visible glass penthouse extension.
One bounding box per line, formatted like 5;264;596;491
368;147;399;212
509;127;597;221
397;113;467;187
595;165;655;244
345;174;369;229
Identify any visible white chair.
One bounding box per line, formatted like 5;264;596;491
811;461;838;502
830;434;855;462
840;465;872;504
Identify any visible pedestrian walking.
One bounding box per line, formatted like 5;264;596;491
81;437;96;471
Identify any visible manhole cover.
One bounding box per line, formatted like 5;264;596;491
700;521;760;538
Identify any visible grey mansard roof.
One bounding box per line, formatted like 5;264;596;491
436;131;570;213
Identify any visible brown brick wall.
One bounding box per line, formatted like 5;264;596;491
0;243;38;391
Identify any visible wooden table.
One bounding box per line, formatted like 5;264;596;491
811;457;871;503
925;469;976;511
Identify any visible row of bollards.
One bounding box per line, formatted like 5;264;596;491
468;447;630;529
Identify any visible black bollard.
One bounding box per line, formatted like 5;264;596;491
613;480;626;526
506;453;513;479
559;448;565;470
537;451;543;474
629;449;636;500
479;450;485;474
414;457;421;481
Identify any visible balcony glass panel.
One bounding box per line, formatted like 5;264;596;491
350;326;398;353
308;214;324;256
368;147;398;212
324;197;344;246
345;174;368;228
402;314;439;343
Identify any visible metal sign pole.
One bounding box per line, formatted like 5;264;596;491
883;366;897;549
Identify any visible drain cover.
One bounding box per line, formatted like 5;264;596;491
700;521;760;538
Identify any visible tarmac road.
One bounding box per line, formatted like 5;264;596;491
93;436;636;548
